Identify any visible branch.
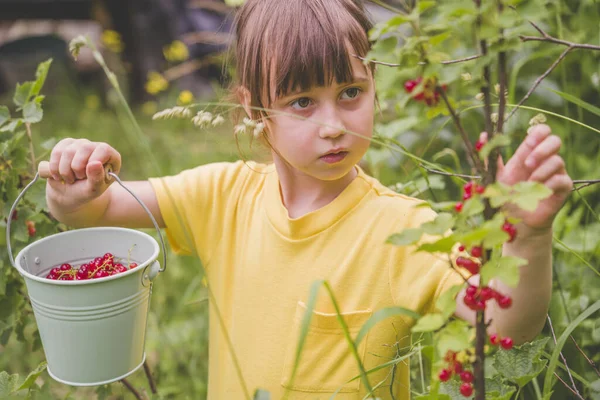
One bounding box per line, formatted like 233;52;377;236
520;21;600;50
505;47;573;121
570;335;600;378
572;179;600;191
420;165;480;180
25;123;36;176
547;315;581;397
143;360;158;394
354;54;481;68
437;87;485;172
554;372;586;400
121;379;144;400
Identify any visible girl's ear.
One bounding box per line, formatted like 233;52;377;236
237;86;253;118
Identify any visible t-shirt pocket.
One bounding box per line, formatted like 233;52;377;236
280;301;372;394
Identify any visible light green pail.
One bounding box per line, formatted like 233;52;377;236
6;166;167;386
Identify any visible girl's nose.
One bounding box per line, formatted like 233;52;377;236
318;108;346;139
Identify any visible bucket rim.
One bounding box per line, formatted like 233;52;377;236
14;227;160;285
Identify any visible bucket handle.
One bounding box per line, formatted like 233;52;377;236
6;162;167;276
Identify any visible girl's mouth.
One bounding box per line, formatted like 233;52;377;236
320;151;348;164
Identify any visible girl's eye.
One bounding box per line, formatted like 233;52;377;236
290;97;311;110
341;87;361;100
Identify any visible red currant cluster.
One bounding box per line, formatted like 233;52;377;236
454;181;485;213
404;77;448;106
489;334;513;350
26;220;36;237
438;351;474;397
45;253;138;281
461;283;512;311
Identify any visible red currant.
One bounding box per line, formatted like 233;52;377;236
479;287;495;301
463;181;474;194
463;294;476;309
456;257;480;275
475;300;486;311
500;337;513;350
489;334;500;345
455;202;464;212
502;222;517;242
60;263;71;271
404;80;418;93
498;295;512;309
26;221;36;237
460;371;474;383
453;361;464;374
460;382;474;397
94;270;109;279
438;369;451;382
466;285;477;296
475;139;485;152
475;185;485;194
470;246;483;258
458;245;466;252
462;192;472;201
129;263;138;270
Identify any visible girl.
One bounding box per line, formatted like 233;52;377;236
45;0;572;398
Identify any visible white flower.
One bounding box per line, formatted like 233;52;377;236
494;83;501;95
234;124;247;135
475;93;485;101
461;73;472;81
153;106;191;120
253;122;265;138
212;114;225;126
491;113;498;124
243;117;257;128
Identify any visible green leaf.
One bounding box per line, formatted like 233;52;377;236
422;213;455;235
369;14;414;41
418;0;436;13
483;182;512;208
435;284;463;318
436;320;473;357
23;102;43;123
479;134;511;161
412;313;446;333
16;361;47;391
0;106;9;126
387;228;423;246
494;337;549;387
0;371;20;397
0;119;22;133
512;182;553;212
13;82;33;107
550;88;600;118
253;389;271;400
30;59;53;97
417;235;457;253
480;256;526;287
461;198;485;217
355;306;420;345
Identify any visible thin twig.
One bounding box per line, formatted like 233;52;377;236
572;179;600;191
143;360;157;394
570;335;600;378
505;46;573;121
437;87;484;172
547;315;580;396
520;21;600;50
420;165;480;180
354;54;481;67
121;379;144;400
553;372;586;400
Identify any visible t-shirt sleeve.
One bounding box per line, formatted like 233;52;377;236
148;160;249;263
389;205;468;317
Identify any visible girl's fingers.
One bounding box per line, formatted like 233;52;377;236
88;143;121;176
543;173;573;196
523;134;562;170
529;155;565;183
49;138;74;181
58;143;78;184
70;140;95;180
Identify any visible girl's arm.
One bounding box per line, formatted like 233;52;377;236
45;138;165;229
454;124;572;344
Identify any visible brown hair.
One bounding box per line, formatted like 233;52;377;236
229;0;375;123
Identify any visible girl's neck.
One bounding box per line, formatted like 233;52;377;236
273;159;358;219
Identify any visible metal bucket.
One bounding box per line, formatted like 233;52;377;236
6;166;167;386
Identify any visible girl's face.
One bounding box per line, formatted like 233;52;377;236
264;54;375;182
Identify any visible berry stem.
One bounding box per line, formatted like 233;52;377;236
473;309;486;400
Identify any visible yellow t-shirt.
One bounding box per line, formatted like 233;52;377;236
149;161;464;400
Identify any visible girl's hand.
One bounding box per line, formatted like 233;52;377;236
487;124;573;236
46;138;121;210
